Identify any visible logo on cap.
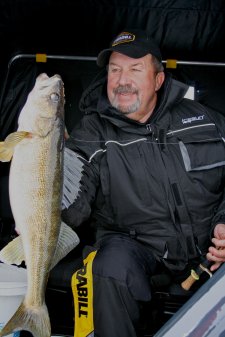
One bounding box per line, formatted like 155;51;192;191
112;32;135;46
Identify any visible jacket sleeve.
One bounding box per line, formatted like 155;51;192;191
208;108;225;235
61;115;104;229
211;188;225;234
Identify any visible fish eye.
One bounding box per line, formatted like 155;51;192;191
50;93;60;102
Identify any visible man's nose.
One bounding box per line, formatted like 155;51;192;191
118;70;131;85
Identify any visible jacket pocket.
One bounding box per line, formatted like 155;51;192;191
177;126;225;172
164;237;187;262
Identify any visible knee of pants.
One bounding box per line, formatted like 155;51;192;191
92;236;155;301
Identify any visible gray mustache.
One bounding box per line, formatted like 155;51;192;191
114;85;138;95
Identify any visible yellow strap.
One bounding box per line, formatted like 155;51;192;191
36;53;47;63
166;59;177;69
71;250;97;337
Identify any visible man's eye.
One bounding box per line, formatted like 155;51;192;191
111;68;120;73
132;68;141;72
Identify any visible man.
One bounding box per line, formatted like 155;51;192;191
62;29;225;337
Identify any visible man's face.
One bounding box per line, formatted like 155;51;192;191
107;52;164;122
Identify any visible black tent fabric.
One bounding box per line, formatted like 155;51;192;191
0;0;225;65
0;0;225;125
1;0;225;127
1;2;225;335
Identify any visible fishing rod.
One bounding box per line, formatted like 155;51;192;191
181;258;213;291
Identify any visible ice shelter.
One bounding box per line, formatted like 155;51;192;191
1;1;225;336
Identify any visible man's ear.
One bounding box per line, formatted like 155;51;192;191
155;72;165;91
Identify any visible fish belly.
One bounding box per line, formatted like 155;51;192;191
9;128;62;306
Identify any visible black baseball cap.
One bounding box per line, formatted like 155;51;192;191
97;29;162;67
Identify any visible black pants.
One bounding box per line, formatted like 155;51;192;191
92;234;157;337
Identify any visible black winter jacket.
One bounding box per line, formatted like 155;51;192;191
62;73;225;273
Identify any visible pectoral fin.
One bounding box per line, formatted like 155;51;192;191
62;147;84;210
0;235;25;265
0;141;14;162
0;131;30;162
50;222;80;270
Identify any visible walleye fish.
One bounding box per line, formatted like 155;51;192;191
0;73;80;337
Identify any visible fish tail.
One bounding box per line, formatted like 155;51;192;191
0;301;51;337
